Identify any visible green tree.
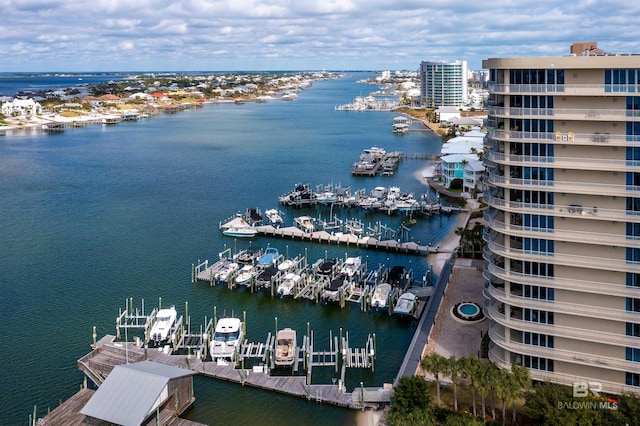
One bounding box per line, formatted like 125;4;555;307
460;355;480;417
421;353;448;407
445;356;463;412
510;364;530;424
390;375;432;415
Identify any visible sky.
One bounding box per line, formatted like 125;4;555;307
2;0;640;73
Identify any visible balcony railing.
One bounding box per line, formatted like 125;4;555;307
489;105;640;122
484;172;639;197
485;151;640;172
488;82;639;96
485;238;640;274
483;192;640;223
484;300;640;347
488;342;639;395
482;260;640;298
488;327;636;373
487;129;640;146
484;281;640;323
484;215;640;248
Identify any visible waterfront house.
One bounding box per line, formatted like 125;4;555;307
1;97;42;117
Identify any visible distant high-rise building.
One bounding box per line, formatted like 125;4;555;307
482;50;640;394
419;60;468;108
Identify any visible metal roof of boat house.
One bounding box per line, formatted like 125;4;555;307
80;360;195;426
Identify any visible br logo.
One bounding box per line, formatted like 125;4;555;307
573;381;602;398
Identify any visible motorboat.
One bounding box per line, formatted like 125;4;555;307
371;284;392;310
222;226;258;238
341;256;362;279
316;258;336;276
322;274;346;302
245;207;263;226
257;247;279;268
255;265;278;287
235;264;256;286
278;272;301;297
149;305;177;347
215;262;239;282
236;246;263;265
275;328;297;366
294;216;315;233
278;259;295;272
210;317;244;361
345;219;364;236
264;209;284;227
388;265;407;287
394;292;417;316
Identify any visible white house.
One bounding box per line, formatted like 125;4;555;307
463;159;485;195
1;98;42;117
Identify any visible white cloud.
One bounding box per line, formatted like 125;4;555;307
1;0;639;71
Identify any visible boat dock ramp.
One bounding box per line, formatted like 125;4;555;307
82;300;388;409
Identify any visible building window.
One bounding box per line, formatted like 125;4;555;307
523;355;554;371
522;261;554;277
626;172;640;190
523;214;554;231
524;332;554;348
627;122;640;142
627;298;640;312
627;223;640;240
627;273;640;287
626;372;640;387
627;322;640;337
605;70;640;92
626;198;640;214
627;347;640;362
523;308;554;324
523;238;554;255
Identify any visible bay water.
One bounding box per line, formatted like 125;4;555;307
0;73;456;425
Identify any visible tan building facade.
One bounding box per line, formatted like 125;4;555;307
482;54;640;394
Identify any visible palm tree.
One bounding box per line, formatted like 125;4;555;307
476;361;491;419
460;355;480;417
486;362;501;420
494;368;515;424
420;353;448;407
510;363;531;424
445;356;463;412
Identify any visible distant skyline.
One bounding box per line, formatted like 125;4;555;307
3;0;640;73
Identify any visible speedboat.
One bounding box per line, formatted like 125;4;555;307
255;265;278;287
316;258;336;276
278;272;301;297
341;256;362;279
275;328;297;366
215;262;239;282
388;265;406;287
371;283;392;310
394;292;417;316
245;207;263;226
149;306;177;347
294;216;315;233
322;274;346;302
222;226;258;238
278;259;295;272
235;264;256;286
257;247;279;268
210;317;243;361
236;246;263;265
264;209;283;227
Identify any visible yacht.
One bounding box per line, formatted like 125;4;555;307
210;317;244;361
257;247;279;268
341;256;362;279
278;272;301;297
294;216;315;233
275;328;297;366
371;284;392;310
236;246;263;265
235;264;256;286
393;292;417;317
222;226;258;238
215;262;239;282
264;209;284;227
149;306;177;347
277;259;295;272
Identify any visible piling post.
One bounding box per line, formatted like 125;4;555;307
185;302;189;330
243;311;247;337
191;263;195;284
275;316;278;338
158;297;162;310
92;326;97;348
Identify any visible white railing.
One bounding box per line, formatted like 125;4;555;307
484;173;639;197
487;129;640;146
485;151;640;172
489;105;640;122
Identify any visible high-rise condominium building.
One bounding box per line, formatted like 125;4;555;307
420;60;468;108
482;53;640;394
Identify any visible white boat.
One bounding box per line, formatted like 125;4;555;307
278;272;301;297
222;226;258;238
341;256;362;279
210;317;243;361
294;216;315;233
394;292;417;316
215;262;239;282
282;92;298;100
278;259;295;272
235;264;256;286
149;306;177;347
257;247;279;267
345;219;364;236
264;209;284;227
275;328;297;366
371;284;392;310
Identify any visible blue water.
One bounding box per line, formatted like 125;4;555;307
0;73;454;425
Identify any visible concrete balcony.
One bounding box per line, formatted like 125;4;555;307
482;260;640;298
489;105;640;122
488;327;637;373
483;192;640;223
484;172;639;197
484;238;640;274
485;151;640;172
484;214;640;248
487;129;640;147
484;281;640;323
487;83;625;96
484;300;640;348
488;342;639;395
